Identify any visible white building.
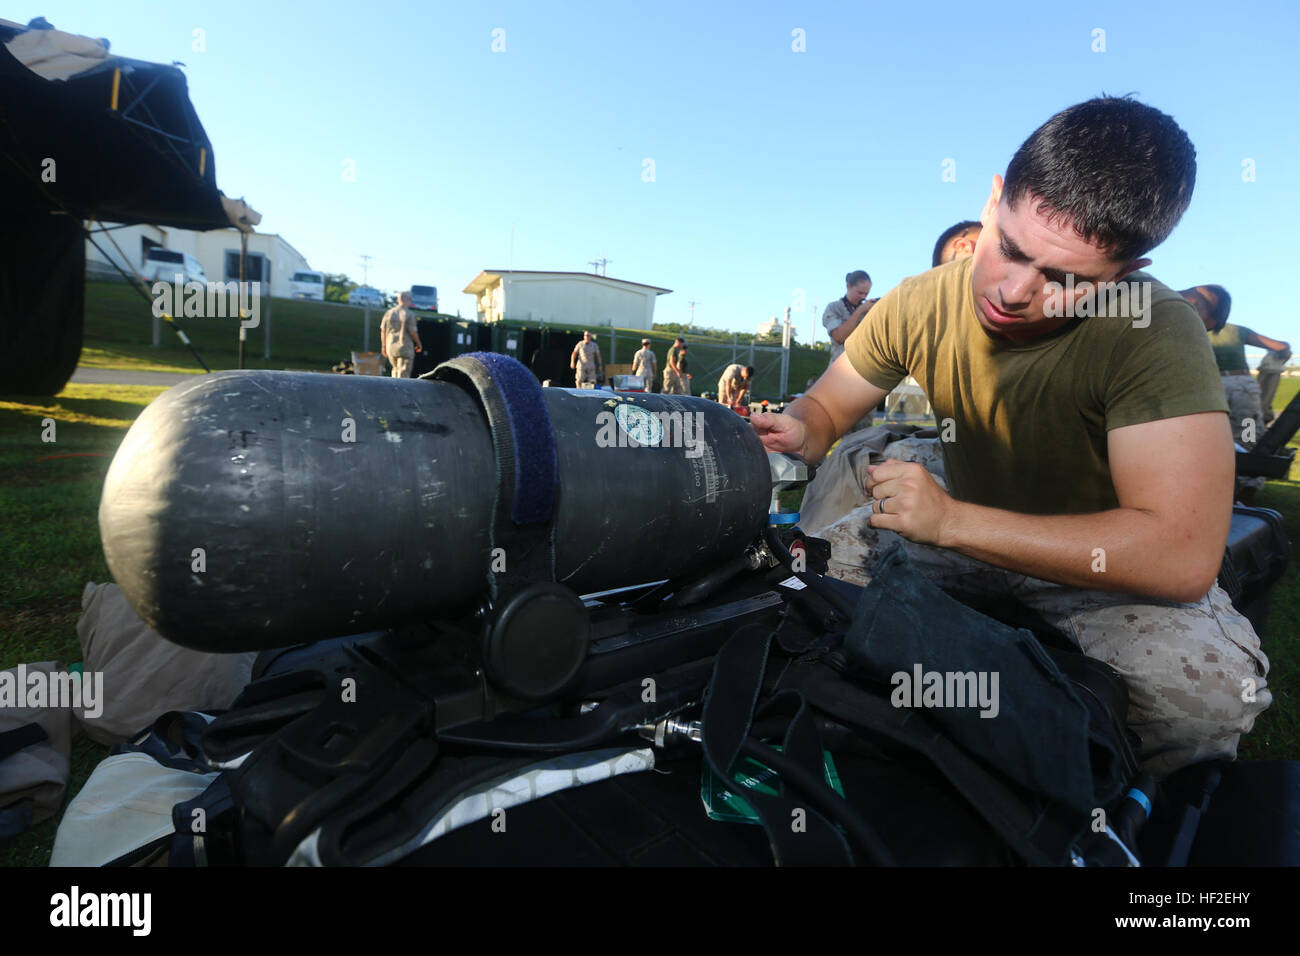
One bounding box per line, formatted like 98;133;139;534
463;270;671;331
86;223;312;297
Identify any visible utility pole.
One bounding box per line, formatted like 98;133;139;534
688;300;701;332
359;254;375;353
588;257;611;276
780;307;792;400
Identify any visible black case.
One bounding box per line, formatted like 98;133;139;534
1219;504;1291;635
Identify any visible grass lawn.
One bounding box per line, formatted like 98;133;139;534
1238;375;1300;760
1;327;1296;865
79;280;832;398
80;280;396;373
0;383;167;867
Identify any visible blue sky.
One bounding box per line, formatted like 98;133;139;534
30;1;1300;356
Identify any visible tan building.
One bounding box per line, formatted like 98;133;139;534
464;270;671;331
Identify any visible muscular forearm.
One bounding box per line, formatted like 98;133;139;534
781;395;841;464
941;500;1220;602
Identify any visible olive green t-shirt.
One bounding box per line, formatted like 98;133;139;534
844;256;1229;515
1208;324;1254;373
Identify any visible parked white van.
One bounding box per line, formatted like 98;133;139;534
289;270;327;301
410;284;438;312
142;248;206;284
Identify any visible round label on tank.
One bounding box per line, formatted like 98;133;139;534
615;403;663;447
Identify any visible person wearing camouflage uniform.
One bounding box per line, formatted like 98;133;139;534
662;338;689;395
631;338;657;392
380;292;423;378
1182;284;1291;500
570;331;604;389
755;98;1271;778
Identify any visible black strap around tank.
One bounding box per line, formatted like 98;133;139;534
424;352;559;599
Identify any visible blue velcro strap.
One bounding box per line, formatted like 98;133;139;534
769;512;801;526
428;352;557;526
1125;787;1152;818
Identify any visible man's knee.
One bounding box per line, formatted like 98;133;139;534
1060;587;1271;777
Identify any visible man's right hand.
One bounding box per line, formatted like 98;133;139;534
751;412;807;456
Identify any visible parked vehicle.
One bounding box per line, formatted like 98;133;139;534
289;270;326;301
348;286;385;308
142;248;206;285
410;284;438;312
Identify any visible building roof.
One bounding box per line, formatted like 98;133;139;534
463;269;672;296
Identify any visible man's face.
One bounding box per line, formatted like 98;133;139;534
847;280;872;306
970;175;1149;344
583;332;592;342
1181;287;1221;332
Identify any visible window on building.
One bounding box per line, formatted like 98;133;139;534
140;236;161;268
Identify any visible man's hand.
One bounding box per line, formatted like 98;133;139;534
864;459;958;546
751;412;808;456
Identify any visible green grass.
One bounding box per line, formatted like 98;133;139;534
80;280;832;398
0;383;165;867
1238;376;1300;758
81;280;403;373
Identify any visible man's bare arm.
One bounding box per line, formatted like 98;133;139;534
909;412;1234;602
753;353;889;461
1243;329;1291;353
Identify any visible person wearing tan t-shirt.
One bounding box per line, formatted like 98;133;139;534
380;292;423;378
570;331;604;388
752;96;1270;778
717;364;754;406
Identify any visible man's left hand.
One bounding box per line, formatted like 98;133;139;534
864;459;959;547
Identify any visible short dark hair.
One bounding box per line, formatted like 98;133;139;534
845;270;871;287
674;336;685;344
931;220;982;269
744;366;755;377
1201;284;1232;331
1002;96;1196;262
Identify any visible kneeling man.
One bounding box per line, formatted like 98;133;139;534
753;97;1271;777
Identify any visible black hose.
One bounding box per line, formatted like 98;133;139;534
738;736;895;866
662;552;753;609
764;525;856;621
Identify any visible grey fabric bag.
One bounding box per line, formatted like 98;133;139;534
798;424;946;537
0;661;73;832
76;582;256;745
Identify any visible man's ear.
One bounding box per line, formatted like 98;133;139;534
1110;258;1153;283
979;175;1003;228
